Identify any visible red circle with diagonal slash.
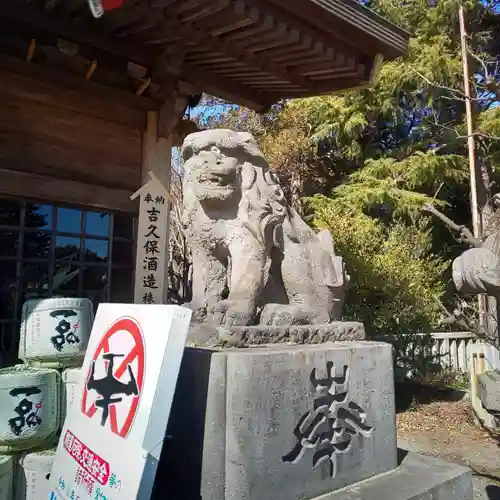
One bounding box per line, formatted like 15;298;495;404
81;317;145;439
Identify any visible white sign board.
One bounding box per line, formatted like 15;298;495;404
48;303;192;500
131;172;170;305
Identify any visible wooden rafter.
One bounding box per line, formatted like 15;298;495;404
0;3;155;66
0;2;268;110
270;0;408;59
150;4;310;90
244;0;357;64
0;0;408;109
101;0;309;89
158;91;190;139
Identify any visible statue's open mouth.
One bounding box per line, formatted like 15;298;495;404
200;170;237;188
207;175;230;186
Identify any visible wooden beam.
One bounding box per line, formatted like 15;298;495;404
142;111;159;184
85;59;98;81
0;52;159;113
0;3;156;67
0;4;269;109
244;0;358;63
153;8;308;90
158;93;189;139
293;77;372;96
26;38;37;62
232;2;297;51
268;0;408;60
136;77;152;96
0;167;137;212
0;67;146;129
98;0;308;90
181;62;268;110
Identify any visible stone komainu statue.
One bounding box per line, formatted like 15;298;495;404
181;129;349;328
450;199;500;339
452;233;500;297
452;194;500;297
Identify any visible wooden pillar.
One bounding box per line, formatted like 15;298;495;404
156;135;173;301
132;110;173;304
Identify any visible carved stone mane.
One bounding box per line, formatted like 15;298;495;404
182;129;286;253
181;129;349;333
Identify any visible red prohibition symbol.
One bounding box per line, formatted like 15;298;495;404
81;317;145;438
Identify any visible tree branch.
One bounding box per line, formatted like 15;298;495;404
412;69;466;98
468;48;490;82
467;48;500;102
421;203;481;247
435;296;499;348
413;68;496;104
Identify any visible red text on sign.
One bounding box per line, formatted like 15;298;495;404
63;430;110;485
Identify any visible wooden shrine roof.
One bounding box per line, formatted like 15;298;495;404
0;0;409;111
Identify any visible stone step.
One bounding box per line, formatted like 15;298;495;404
322;451;472;500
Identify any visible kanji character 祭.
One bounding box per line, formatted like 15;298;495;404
282;362;374;478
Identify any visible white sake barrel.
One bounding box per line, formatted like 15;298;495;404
61;368;82;424
0;366;60;452
16;449;56;500
19;297;94;368
0;455;14;500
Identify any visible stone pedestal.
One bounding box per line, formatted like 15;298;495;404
477;370;500;414
156;341;472;500
326;451;472;500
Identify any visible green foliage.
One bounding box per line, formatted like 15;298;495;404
306;195;446;337
477;107;500;169
333;152;467;215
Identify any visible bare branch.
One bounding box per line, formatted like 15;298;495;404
431;181;444;204
438;94;487;103
435;296;471;329
412;69;466;99
467;48;500;102
421;203;481;247
435;296;499;348
430;116;500;143
413;68;497;105
467;48;490;81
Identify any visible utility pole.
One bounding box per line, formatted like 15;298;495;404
459;4;482;239
459;4;490;329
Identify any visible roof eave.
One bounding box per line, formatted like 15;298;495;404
270;0;410;60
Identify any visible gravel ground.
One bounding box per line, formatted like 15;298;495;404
397;400;500;499
473;475;500;499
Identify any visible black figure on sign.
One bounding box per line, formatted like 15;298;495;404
8;386;43;436
282;362;374;478
50;309;80;352
86;353;139;427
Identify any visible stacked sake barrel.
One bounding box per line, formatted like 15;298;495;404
0;297;93;500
